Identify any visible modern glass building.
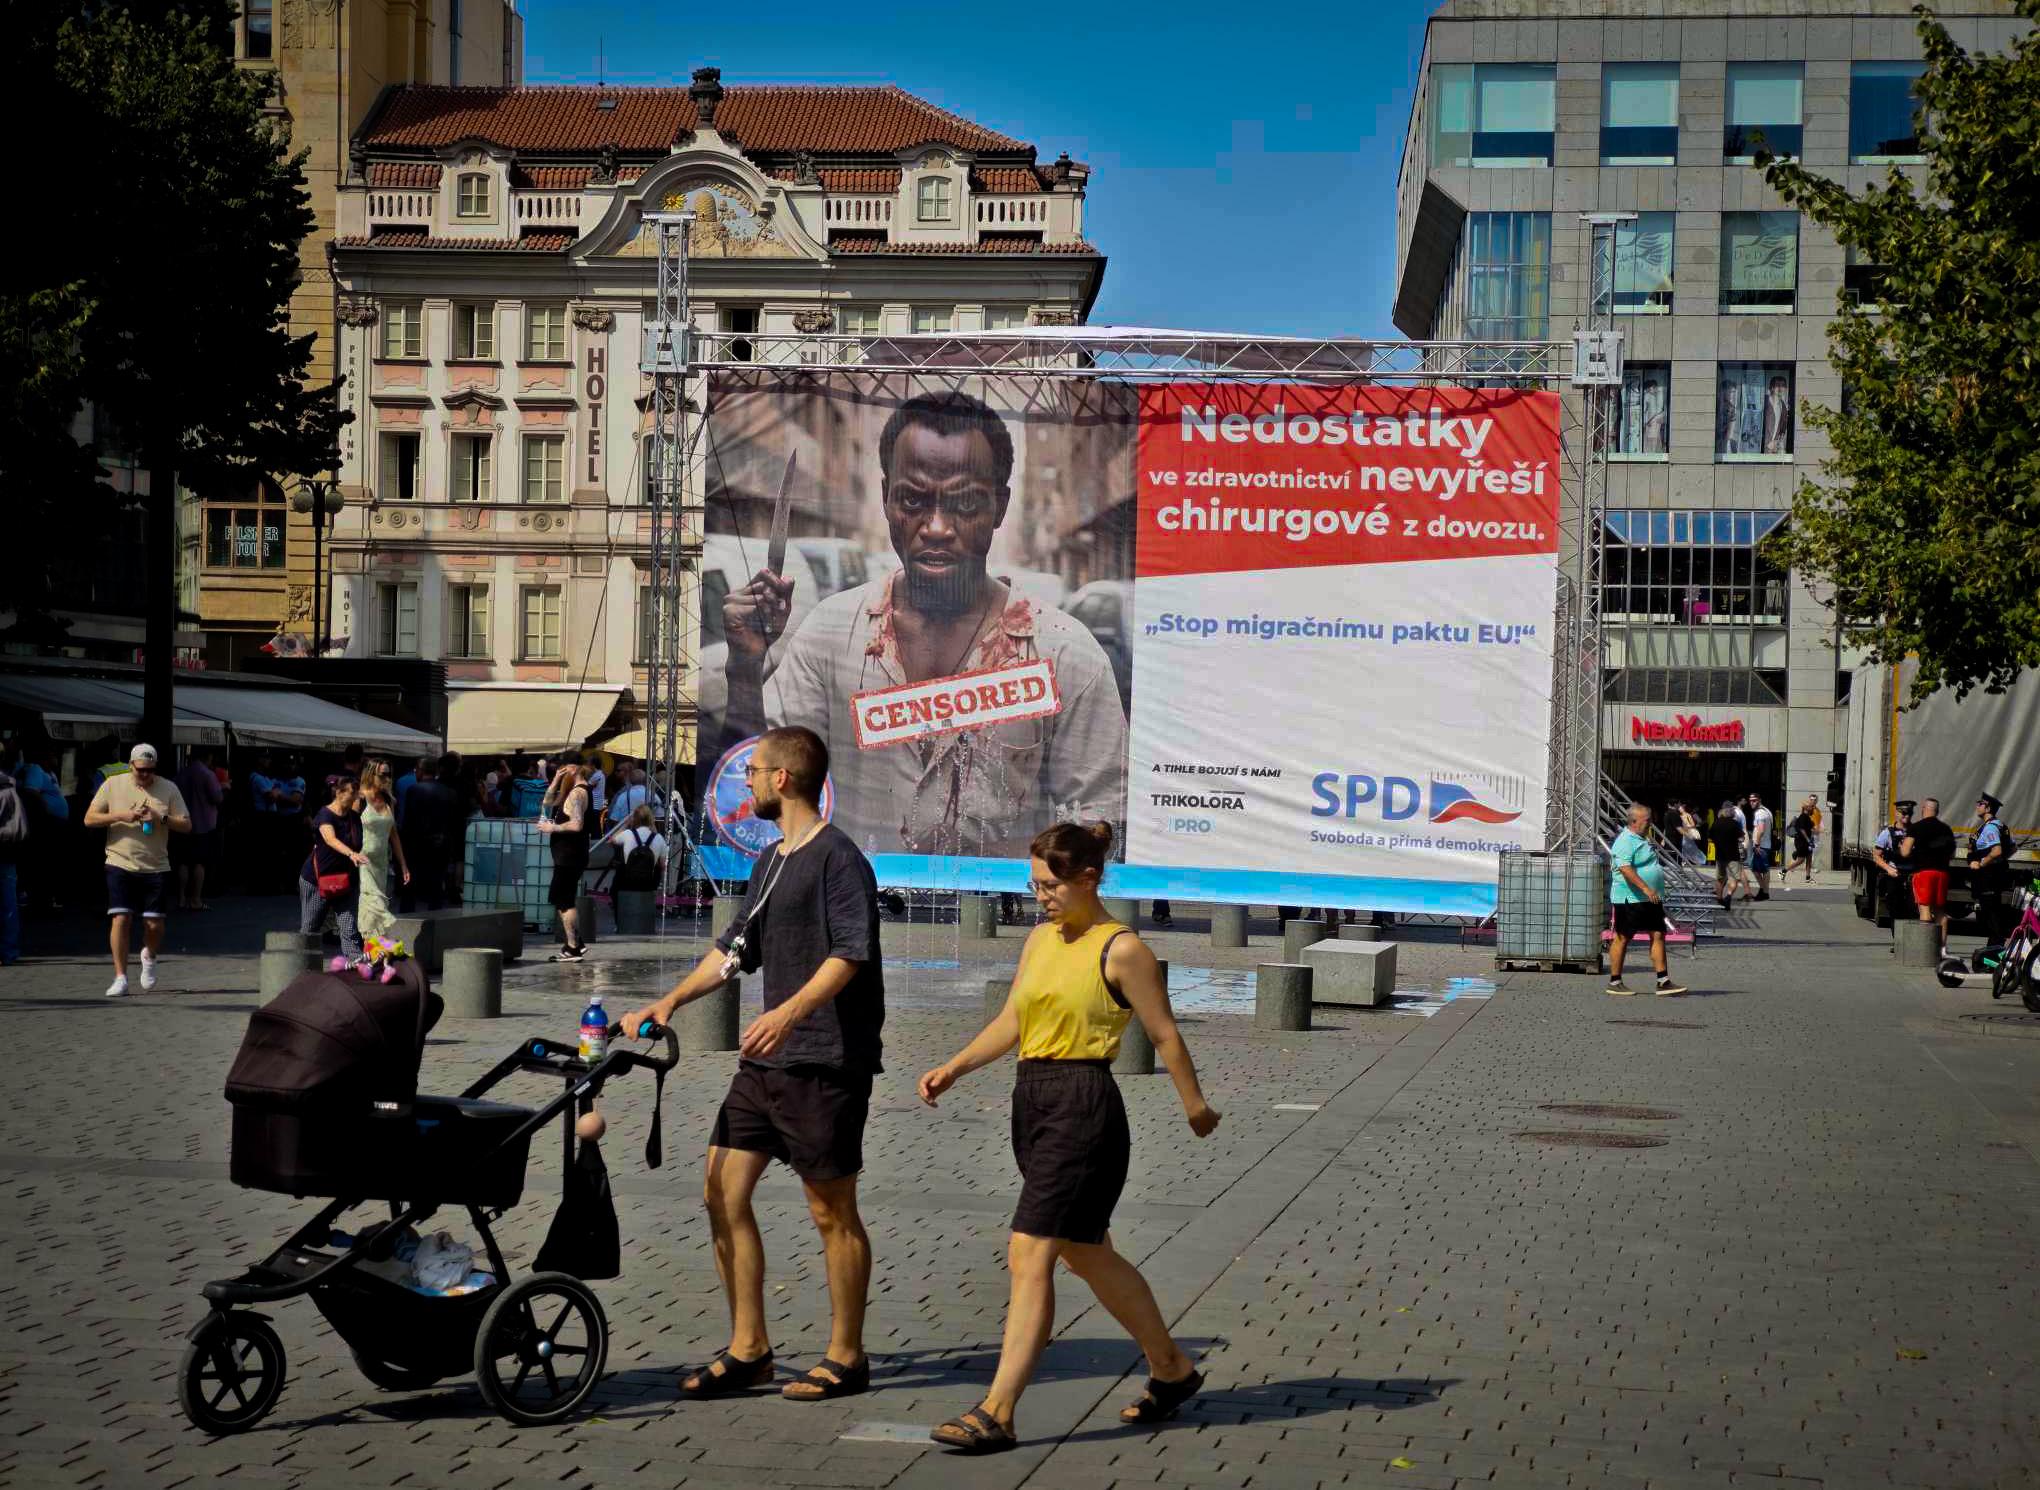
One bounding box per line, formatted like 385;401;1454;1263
1393;1;2024;823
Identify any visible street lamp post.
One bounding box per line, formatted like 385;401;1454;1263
290;477;347;654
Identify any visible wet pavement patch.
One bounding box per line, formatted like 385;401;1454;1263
1515;1130;1668;1149
1537;1102;1681;1121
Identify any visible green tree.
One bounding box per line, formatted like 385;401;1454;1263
1758;1;2040;700
2;2;346;681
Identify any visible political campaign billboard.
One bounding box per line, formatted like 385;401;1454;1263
696;371;1559;913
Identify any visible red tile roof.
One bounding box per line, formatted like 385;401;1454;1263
364;84;1026;155
828;234;1098;256
339;228;578;252
367;161;442;188
767;166;903;193
513;164;594;190
971;166;1052;193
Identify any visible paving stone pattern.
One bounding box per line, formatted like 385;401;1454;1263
1;889;2037;1488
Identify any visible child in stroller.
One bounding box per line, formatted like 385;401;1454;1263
179;956;676;1433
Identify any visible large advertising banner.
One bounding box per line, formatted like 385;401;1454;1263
1129;383;1560;914
696;372;1558;913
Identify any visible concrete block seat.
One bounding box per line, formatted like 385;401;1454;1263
1301;938;1399;1008
388;907;525;975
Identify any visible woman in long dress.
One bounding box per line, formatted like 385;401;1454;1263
355;759;411;949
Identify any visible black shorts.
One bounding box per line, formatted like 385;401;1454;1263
1011;1059;1130;1245
1613;900;1667;938
548;857;587;910
711;1061;871;1182
105;867;168;919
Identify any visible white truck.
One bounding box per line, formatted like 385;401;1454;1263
1843;660;2038;926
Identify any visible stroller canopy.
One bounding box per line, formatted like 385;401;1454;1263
226;961;442;1110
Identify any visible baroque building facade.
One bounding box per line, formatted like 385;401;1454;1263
327;69;1104;755
192;0;522;669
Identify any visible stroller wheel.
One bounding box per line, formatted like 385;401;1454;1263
353;1352;443;1392
475;1272;608;1426
1936;958;1967;989
178;1311;286;1434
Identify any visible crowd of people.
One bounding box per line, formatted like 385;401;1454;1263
1870;791;2017;954
0;731;683;978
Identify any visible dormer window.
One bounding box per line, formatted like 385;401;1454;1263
457;172;491;218
916;176;952;222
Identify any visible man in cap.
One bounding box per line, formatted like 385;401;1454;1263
1871;799;1917;924
81;745;191;997
1968;793;2012;940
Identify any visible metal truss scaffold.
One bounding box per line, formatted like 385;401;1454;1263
643;251;1610;876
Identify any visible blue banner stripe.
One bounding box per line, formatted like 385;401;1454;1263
693;847;1494;917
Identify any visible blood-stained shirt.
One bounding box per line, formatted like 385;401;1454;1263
763;572;1127;858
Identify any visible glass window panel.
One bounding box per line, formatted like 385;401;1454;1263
1851;61;1926;160
245;0;272;58
1477;65;1555;131
1721;212;1798;310
1725;63;1803;159
1650;511;1669;545
1692;512;1712;545
1429;65;1473;165
1716;366;1794;458
1672;512;1690;544
1614;213;1675;311
1603;63;1678;126
1614;364;1670;455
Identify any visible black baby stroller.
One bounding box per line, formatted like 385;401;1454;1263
179;958;676;1433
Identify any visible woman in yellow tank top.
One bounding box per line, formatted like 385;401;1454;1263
917;822;1221;1454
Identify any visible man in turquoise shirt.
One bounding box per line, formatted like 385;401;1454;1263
1609;802;1687;996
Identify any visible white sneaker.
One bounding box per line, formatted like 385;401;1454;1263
104;975;129;998
139;953;158;991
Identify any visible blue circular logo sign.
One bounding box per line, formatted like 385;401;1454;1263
705;735;835;860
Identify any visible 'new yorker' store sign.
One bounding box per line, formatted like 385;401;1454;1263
1631;714;1745;747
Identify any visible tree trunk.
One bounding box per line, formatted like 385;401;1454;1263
142;462;177;754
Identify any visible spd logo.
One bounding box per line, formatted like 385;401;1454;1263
1310;772;1523;826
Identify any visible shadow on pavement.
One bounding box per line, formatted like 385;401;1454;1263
1053;1373;1460;1445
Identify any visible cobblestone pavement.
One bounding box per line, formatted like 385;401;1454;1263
1;886;2037;1488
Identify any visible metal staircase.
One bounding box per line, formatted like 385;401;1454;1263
1598;773;1719;942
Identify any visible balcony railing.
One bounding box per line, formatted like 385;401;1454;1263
367;191;432;227
974;196;1050;228
515;191;584;229
824;195;893;228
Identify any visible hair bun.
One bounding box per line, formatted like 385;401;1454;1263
1086;821;1116;852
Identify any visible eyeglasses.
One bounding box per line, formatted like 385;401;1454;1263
886;488;997;521
1028;879;1067;895
744;762;780;779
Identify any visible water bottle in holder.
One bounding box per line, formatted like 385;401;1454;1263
578;993;609;1063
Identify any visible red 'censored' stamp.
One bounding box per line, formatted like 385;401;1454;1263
852;658;1061;749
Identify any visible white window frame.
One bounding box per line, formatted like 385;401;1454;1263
911;306;955;334
521;433;565;503
838;305;884;336
375;581;419;656
983;304;1030;330
453;302;496;360
379;302;423;360
520;585;562;661
523;304;567;362
916;175;953;221
447;582;491;659
456;172;491;218
452;432;492;501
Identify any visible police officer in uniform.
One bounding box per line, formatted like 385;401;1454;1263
1871;800;1916;924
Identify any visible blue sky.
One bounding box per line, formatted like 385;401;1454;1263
520;1;1439;340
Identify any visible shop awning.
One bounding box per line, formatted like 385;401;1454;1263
174;684;439;755
0;673;439;754
447;686;628;756
586;725;695;767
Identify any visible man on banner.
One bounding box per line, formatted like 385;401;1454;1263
722;390;1127;859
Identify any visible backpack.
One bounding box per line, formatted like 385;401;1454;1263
616;828;659;892
0;771;26;848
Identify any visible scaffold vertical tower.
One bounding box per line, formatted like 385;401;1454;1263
641;211;699;891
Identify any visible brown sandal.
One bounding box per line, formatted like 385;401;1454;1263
930;1405;1017;1454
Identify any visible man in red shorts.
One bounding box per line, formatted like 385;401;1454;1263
1900;796;1957;954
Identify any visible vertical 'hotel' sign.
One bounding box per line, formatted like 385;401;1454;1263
575;306;615;493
